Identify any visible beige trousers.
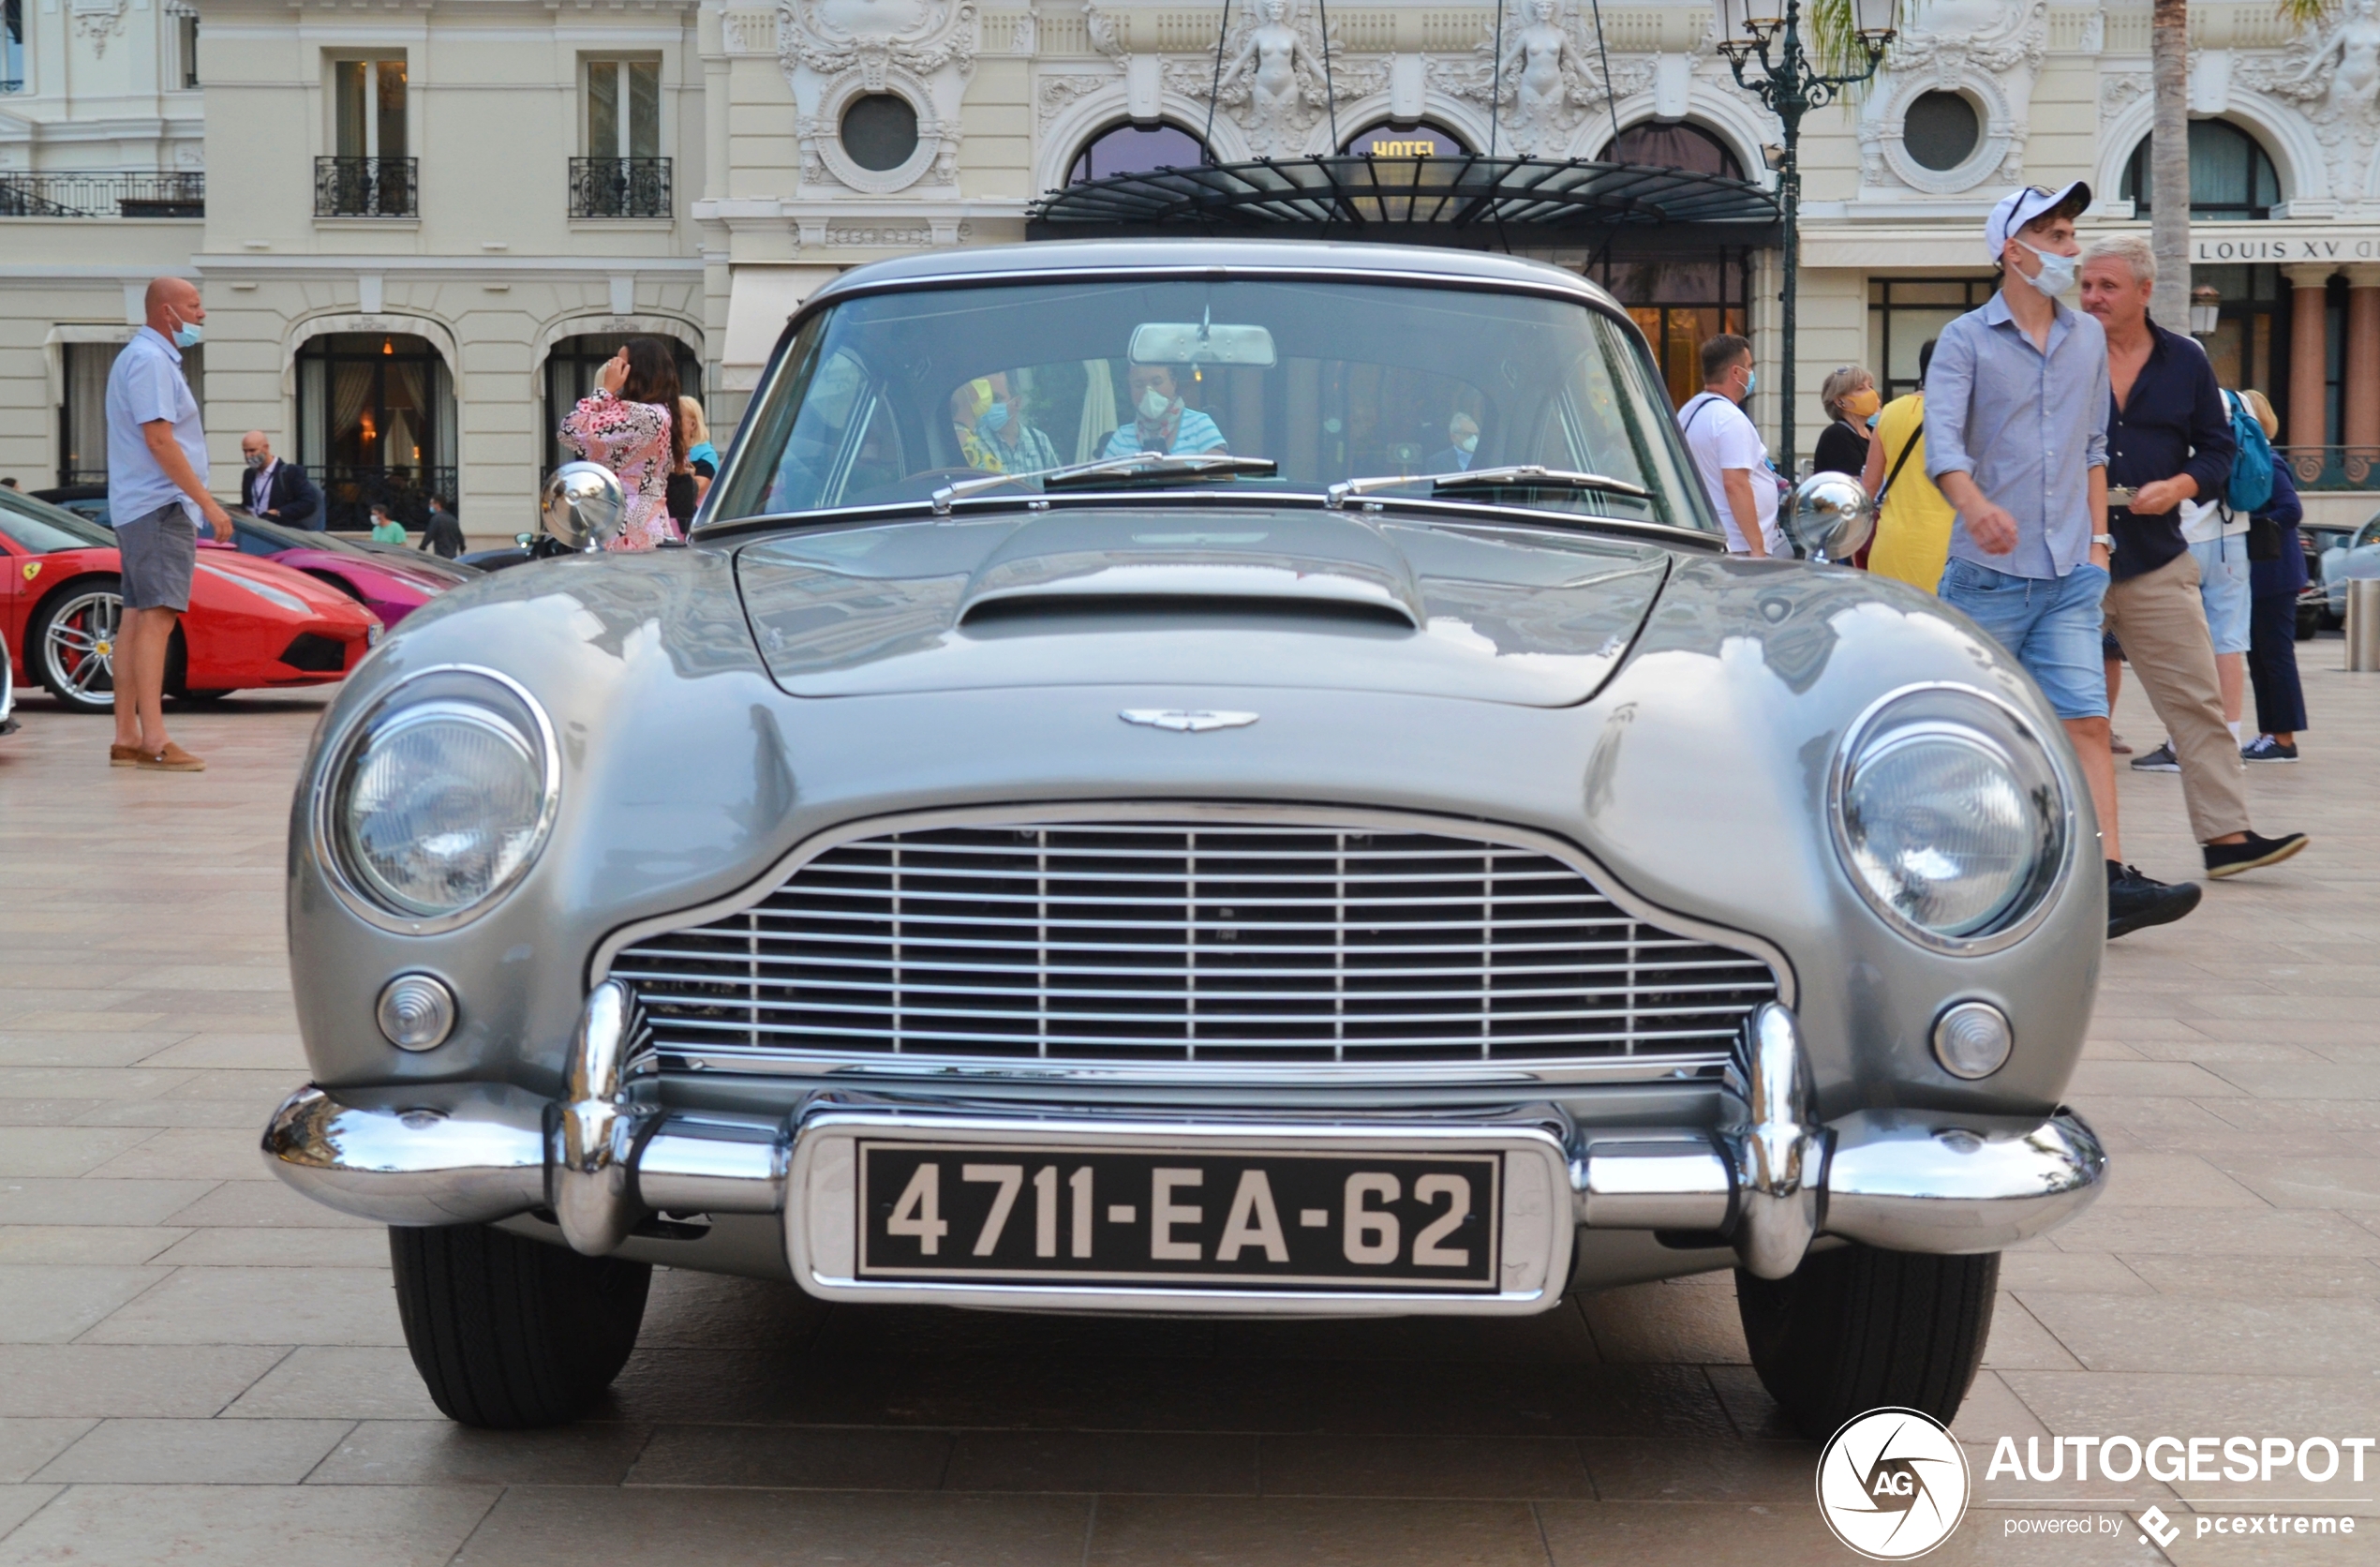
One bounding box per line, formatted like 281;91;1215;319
2104;550;2253;843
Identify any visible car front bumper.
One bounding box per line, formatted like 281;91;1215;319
262;987;2106;1313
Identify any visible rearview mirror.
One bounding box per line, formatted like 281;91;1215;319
1784;471;1874;563
1129;321;1277;367
541;462;627;553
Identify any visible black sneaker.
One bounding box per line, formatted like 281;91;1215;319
2130;742;2180;772
2241;736;2298;763
2106;861;2202;940
2203;830;2310;879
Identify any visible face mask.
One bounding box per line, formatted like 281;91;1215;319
2014;241;2077;298
244;453;268;470
1845;388;1882;423
1866;410;1881;430
1457;433;1479;455
1740;368;1757;400
1137;387;1173;422
169;313;203;350
978;400;1010;437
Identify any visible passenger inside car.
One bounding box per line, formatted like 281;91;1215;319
1102;364;1227;459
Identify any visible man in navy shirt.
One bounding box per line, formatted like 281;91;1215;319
2078;235;2307;881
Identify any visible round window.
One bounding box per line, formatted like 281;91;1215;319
841;95;920;172
1903;92;1980;172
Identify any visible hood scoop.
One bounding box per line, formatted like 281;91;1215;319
736;508;1671;708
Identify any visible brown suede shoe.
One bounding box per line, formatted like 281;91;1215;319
134;742;205;772
109;744;143;768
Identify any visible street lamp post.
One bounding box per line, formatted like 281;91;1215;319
1717;0;1896;474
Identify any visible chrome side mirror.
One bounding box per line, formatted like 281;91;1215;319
540;462;627;553
1785;471;1875;563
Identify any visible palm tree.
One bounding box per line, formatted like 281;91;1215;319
2148;0;2189;327
2153;2;2335;324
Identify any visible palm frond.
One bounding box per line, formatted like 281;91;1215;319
1804;0;1867;79
2276;0;2332;29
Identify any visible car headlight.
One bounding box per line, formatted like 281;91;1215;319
320;667;557;930
1831;686;2071;952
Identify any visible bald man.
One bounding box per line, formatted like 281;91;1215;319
240;429;320;530
104;276;231;772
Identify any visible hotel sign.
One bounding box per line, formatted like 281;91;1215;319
2192;229;2380;263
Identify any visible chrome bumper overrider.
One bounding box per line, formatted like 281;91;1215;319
263;988;2106;1303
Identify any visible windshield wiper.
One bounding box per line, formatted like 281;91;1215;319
1325;465;1652;510
930;452;1280;515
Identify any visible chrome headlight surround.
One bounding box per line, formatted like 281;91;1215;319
313;664;560;935
1828;683;2075;956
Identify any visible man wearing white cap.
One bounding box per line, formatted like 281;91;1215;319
1925;182;2200;940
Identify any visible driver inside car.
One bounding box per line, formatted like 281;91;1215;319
1102;364;1228;459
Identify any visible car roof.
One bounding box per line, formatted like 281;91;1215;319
805;238;1625;316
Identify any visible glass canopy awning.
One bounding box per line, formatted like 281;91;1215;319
1027;156;1781;246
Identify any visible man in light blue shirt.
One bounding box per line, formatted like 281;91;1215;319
1102;364;1227;459
1925;184;2197;940
104;276;231;772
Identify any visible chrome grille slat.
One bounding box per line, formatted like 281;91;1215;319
614;821;1779;1069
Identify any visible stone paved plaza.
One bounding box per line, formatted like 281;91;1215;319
0;654;2374;1567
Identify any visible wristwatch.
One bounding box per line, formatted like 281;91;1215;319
2091;533;2114;549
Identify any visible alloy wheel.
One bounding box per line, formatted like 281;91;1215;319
41;588;122;711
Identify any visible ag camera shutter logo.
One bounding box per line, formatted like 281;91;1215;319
1816;1408;1972;1560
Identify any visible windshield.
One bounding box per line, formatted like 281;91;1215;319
713;277;1715;534
233;515;369;555
0;489;117;553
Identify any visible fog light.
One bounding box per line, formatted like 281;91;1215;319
1931;1001;2013;1080
377;974;456;1052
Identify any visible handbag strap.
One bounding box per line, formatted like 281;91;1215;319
1873;406;1923;510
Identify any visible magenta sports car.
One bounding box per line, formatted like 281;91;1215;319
213;513;478;628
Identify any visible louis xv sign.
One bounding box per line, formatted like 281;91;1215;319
2193;229;2380;263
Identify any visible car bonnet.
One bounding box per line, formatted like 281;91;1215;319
735;508;1673;707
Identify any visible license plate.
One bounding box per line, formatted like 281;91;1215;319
855;1141;1503;1291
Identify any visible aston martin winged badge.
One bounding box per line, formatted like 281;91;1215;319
1118;709;1260;733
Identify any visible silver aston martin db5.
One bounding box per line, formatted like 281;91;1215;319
265;241;2106;1435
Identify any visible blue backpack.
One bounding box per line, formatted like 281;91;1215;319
2223;390;2275;515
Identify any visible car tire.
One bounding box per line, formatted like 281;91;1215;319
28;576;123;715
1734;1244;1998;1440
389;1222;651;1428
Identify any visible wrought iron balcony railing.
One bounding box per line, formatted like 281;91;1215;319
0;172;204;218
315;157;417;217
2278;446;2380;491
569;157;672;218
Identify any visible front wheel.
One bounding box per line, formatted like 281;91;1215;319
389;1223;650;1428
1735;1244;1998;1440
30;578;122;714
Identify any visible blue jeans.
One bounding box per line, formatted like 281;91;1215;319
2188;536;2253;654
1939;557;2111;720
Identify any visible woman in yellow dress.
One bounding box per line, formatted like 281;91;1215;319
1859;339;1957;593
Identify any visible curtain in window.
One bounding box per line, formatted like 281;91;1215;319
330;361;377;462
62;343;122;480
382;357;427;470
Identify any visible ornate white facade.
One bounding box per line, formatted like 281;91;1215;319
6;0;2380;538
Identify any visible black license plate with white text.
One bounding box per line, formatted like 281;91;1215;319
855;1142;1503;1291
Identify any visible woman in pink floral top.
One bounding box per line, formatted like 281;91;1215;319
559;339;684;550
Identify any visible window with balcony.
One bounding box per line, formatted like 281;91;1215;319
319;58;413;216
573;58;669;217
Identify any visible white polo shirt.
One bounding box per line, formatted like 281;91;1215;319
1677;391;1784;556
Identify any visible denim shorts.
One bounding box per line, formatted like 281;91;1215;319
2189;537;2253;654
1939;556;2111;720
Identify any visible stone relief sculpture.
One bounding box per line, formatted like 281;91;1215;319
2283;0;2380;112
778;0;980;193
1858;0;2046;190
1153;0;1384;157
1428;0;1648;157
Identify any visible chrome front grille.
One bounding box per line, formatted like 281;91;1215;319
609;820;1779;1071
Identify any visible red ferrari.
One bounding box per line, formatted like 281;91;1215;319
0;487;383;714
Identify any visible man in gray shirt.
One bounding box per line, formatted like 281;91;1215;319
1925;183;2198;939
105;276;232;773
